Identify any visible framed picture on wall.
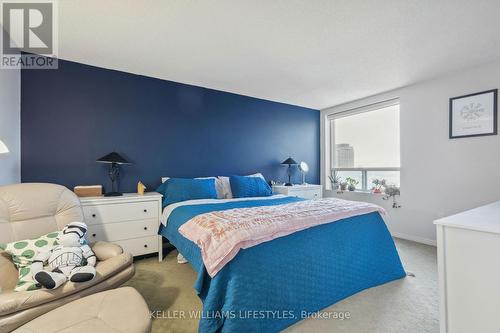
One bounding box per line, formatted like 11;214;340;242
449;89;497;139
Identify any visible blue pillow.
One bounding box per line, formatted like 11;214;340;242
157;178;217;207
156;180;169;197
229;175;272;198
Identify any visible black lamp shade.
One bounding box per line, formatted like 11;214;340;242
96;152;130;164
281;157;298;165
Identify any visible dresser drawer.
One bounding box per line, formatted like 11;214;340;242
83;201;159;224
87;218;158;242
113;236;159;257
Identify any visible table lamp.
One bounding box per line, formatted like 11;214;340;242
96;152;131;196
0;140;9;154
281;157;298;186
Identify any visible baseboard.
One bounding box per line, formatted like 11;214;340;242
391;232;437;247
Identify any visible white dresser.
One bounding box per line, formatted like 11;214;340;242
434;201;500;333
80;192;163;261
272;184;323;199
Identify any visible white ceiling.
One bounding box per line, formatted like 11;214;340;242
58;0;500;109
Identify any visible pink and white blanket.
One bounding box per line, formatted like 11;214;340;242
179;198;385;277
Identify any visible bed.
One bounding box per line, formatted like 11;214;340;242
159;194;406;333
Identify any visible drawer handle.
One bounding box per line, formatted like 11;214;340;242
92;233;96;237
144;244;148;248
143;209;148;213
144;227;148;231
92;214;96;218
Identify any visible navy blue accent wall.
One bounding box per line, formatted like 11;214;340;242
21;59;320;193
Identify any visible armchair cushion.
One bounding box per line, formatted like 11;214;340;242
0;183;83;244
0;251;133;316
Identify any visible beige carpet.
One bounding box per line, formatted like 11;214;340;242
125;238;438;333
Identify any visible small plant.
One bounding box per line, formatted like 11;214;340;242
371;179;386;194
382;184;401;208
328;169;341;190
339;181;348;191
345;177;359;191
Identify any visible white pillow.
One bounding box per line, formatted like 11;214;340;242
247;173;265;180
160;176;225;199
218;173;266;199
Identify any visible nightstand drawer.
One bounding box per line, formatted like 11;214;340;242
83;201;159;224
289;189;321;200
272;184;323;200
87;218;158;242
113;236;159;257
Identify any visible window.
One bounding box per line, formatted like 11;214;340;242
327;100;400;191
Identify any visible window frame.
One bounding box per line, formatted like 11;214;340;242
326;99;401;192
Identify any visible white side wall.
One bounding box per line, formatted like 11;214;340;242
321;59;500;245
0;69;21;185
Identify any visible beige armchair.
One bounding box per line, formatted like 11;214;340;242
0;183;135;333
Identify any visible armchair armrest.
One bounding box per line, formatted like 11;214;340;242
91;241;124;261
0;251;18;292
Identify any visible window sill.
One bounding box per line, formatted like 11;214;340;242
324;189;385;196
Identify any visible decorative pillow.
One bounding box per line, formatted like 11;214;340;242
159;178;217;207
0;231;62;291
156;179;169;196
159;176;226;199
229;175;273;198
219;173;266;199
196;177;225;199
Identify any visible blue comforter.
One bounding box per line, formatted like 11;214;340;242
159;196;405;332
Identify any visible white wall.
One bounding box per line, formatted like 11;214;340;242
0;69;21;185
321;59;500;245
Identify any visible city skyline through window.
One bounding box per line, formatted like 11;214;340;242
330;102;400;190
333;104;400;168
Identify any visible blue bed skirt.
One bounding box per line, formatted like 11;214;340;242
159;197;406;332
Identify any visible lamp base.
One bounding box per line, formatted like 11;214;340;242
104;192;123;197
284;183;293;187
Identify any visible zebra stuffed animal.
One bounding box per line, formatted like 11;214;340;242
31;222;96;289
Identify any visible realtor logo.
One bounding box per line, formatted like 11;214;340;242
1;0;58;69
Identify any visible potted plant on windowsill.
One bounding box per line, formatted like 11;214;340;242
345;177;359;191
339;181;348;192
371;179;386;194
328;170;341;191
382;184;401;208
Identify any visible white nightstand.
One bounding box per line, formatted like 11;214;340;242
272;184;323;199
79;192;163;261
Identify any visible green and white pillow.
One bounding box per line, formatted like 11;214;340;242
0;231;61;291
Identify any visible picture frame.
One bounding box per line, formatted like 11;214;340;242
449;89;497;139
